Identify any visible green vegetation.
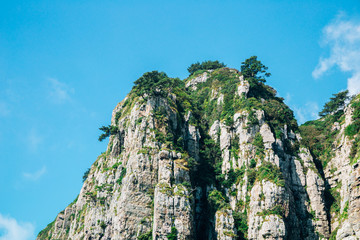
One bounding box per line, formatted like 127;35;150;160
345;123;360;138
247;168;256;192
188;68;242;127
208;189;229;211
300;111;342;168
197;138;222;186
257;205;285;217
308;209;316;220
98;125;118;142
100;221;106;230
221;166;246;189
262;98;298;133
233;211;248;240
329;182;342;216
249;159;256;168
167;226;178;240
256;162;285;187
85;191;97;201
95;183;113;193
246;161;284;192
133;71;184;99
219;71;242;126
300;93;360;168
82;168;90;182
187;60;226;76
187;64;296;137
253;133;265;158
352;98;360;119
240;56;271;84
347;97;360;164
345;98;360;139
319;90;349;117
37;219;55;239
112;162;121;169
246;161;285;192
329;227;339;240
116;168;127;185
138;230;153;240
125;70;195;153
350;137;359;164
224;231;237;237
341;201;349;220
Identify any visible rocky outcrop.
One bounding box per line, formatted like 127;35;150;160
37;67;359;240
211;106;329;240
185;71;210;90
215;210;237;240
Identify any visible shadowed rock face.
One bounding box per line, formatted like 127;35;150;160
37;68;359;240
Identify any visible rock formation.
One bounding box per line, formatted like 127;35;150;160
37;66;359;240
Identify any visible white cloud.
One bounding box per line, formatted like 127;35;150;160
0;214;35;240
294;102;319;124
23;166;47;181
313;13;360;95
312;13;360;94
47;78;74;104
284;92;292;105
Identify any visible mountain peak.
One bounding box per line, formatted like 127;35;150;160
37;61;360;240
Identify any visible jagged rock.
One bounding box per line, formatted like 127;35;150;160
260;123;275;148
215;210;237;240
37;67;359;240
259;215;286;240
185;72;209;90
236;75;249;97
209;120;220;140
218;94;224;105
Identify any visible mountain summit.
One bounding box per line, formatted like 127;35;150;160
37;60;360;240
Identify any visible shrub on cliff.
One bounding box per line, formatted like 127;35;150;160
319;90;350;117
98;125;118;142
82;168;90;182
187;60;226;76
133;71;184;98
240;56;271;84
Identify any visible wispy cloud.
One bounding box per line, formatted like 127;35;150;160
47;78;74;104
283;92;292;105
23;166;47;181
26;128;43;152
313;13;360;95
294;101;319;124
0;214;34;240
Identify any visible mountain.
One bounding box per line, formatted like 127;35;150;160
37;63;359;240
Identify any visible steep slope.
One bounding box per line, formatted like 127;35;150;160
300;94;360;240
38;67;331;240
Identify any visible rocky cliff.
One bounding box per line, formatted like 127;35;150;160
37;65;359;240
300;94;360;240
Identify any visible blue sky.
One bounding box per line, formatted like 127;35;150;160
0;0;359;239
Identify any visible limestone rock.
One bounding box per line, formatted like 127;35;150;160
185;71;209;90
37;68;359;240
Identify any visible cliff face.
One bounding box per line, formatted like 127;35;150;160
37;68;359;240
326;102;360;240
300;95;360;240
